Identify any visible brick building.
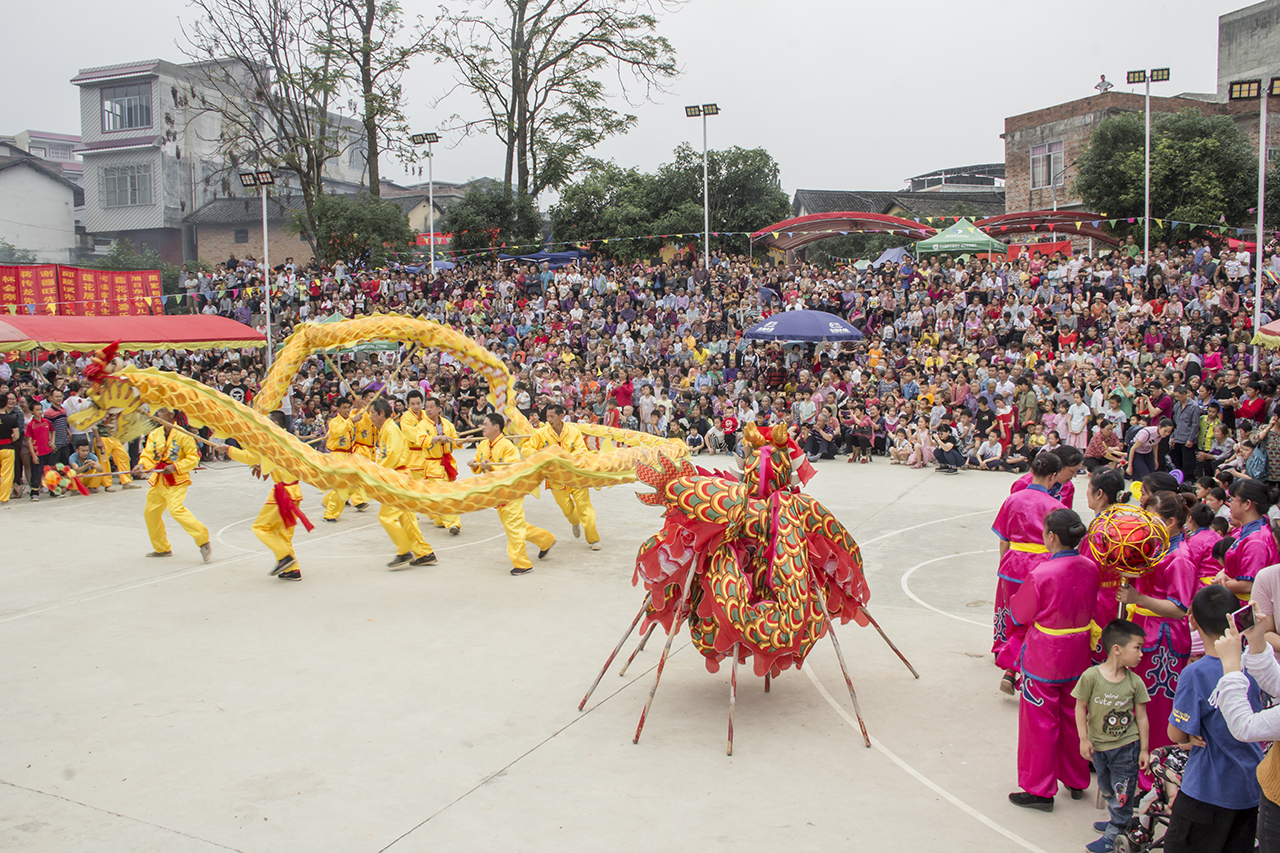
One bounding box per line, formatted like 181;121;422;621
1004;0;1280;215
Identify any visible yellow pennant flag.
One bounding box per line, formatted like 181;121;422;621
1075;222;1082;230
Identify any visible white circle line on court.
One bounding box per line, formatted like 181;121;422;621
860;508;992;546
803;666;1051;853
899;549;996;628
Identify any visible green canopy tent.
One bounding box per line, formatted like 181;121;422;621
914;218;1007;257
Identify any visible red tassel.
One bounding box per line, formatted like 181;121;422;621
442;452;458;482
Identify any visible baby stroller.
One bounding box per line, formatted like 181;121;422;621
1113;745;1186;852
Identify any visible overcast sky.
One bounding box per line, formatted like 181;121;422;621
3;0;1251;214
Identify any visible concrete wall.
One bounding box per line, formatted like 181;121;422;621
0;165;76;262
1219;0;1280;100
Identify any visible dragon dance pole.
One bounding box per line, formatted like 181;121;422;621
633;564;698;745
857;606;920;679
814;583;871;748
578;593;651;711
727;644;739;756
764;673;771;693
618;623;657;677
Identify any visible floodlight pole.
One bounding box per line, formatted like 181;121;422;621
702;110;710;271
428;139;435;276
1256;86;1268;369
260;184;272;368
1144;74;1151;272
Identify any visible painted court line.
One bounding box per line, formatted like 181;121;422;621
899;550;996;628
804;667;1050;853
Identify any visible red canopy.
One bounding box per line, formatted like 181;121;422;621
0;314;265;353
750;212;934;252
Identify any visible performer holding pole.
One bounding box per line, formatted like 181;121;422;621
321;397;368;522
225;410;314;581
133;407;211;562
472;412;554;575
523;403;600;551
370;398;437;569
402;392;461;534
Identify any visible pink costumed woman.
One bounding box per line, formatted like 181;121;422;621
993;451;1065;693
1214;479;1280;604
1115;491;1197;784
1007;507;1100;811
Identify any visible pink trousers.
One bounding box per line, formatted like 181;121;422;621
1018;676;1089;798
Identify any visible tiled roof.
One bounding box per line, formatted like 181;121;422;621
71;61;162;85
184;196;306;225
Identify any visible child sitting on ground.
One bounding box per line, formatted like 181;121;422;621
1165;584;1263;853
1072;619;1150;853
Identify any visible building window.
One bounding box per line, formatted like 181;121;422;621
1030;141;1065;190
101;84;152;132
102;164;152;207
234;229;249;243
49;144;73;161
29;146;46;158
347;139;365;170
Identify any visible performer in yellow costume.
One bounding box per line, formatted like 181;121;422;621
94;431;136;489
226;410;313;581
524;403;600;550
352;387;377;463
370;398;437;569
406;393;461;534
472;412;554;575
133;408;211;562
321;397;369;521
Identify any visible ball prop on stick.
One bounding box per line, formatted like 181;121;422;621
1085;504;1170;616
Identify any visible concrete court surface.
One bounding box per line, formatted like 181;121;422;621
0;454;1103;853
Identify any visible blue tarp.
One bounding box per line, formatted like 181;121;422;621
498;249;592;269
743;310;863;342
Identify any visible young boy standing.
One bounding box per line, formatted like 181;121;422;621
1072;619;1151;853
1165;584;1263;853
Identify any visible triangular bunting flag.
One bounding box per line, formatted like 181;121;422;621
1092;220;1101;228
1000;226;1008;232
1154;219;1163;228
772;232;779;239
1075;222;1083;231
1126;217;1135;224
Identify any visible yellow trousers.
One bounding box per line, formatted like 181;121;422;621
379;503;434;558
76;463;108;489
550;486;599;543
322;485;367;520
498;499;554;569
96;437;131;485
252;500;296;562
418;466;461;529
144;483;209;552
0;447;14;503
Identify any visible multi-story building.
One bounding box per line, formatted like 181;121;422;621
1004;0;1280;215
0;141;83;262
8;130;83;186
71;58;367;264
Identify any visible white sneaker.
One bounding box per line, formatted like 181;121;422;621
572;524;582;538
590;541;601;551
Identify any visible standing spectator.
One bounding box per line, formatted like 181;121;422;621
0;390;20;504
25;395;54;501
1171;385;1202;481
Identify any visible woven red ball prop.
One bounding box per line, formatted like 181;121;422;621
1085;504;1170;582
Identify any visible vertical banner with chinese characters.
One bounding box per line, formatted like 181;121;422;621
0;266;19;313
77;268;105;315
109;272;130;316
143;270;162;314
17;267;40;314
36;265;58;315
58;265;82;316
126;271;148;315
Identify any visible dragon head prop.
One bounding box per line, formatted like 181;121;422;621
742;423;794;498
69;342;152;441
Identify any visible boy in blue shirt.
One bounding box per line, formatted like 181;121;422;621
1165;584;1263;853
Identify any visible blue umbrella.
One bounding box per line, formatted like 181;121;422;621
743;310;863;342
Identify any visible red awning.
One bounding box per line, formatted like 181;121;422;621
0;314;265;353
972;210;1119;246
751;213;935;252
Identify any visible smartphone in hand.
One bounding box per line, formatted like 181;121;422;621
1232;602;1256;634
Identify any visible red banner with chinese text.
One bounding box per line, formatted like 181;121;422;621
0;266;20;313
0;266;162;315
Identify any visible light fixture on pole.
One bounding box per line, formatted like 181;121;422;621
239;170;276;368
1228;76;1278;368
685;104;719;270
411;132;441;274
1127;67;1170;272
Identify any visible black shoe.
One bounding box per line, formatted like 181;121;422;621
146;550;173;558
510;566;533;576
1000;672;1016;695
388;553;412;568
324;518;338;524
278;570;302;581
1068;787;1085;800
410;553;438;566
1008;792;1054;812
271;555;297;576
538;541;555;560
354;502;370;512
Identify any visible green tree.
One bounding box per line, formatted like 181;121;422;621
1074;109;1258;244
440;186;545;256
306;193;415;265
550;145;791;259
429;0;680;200
0;239;38;264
